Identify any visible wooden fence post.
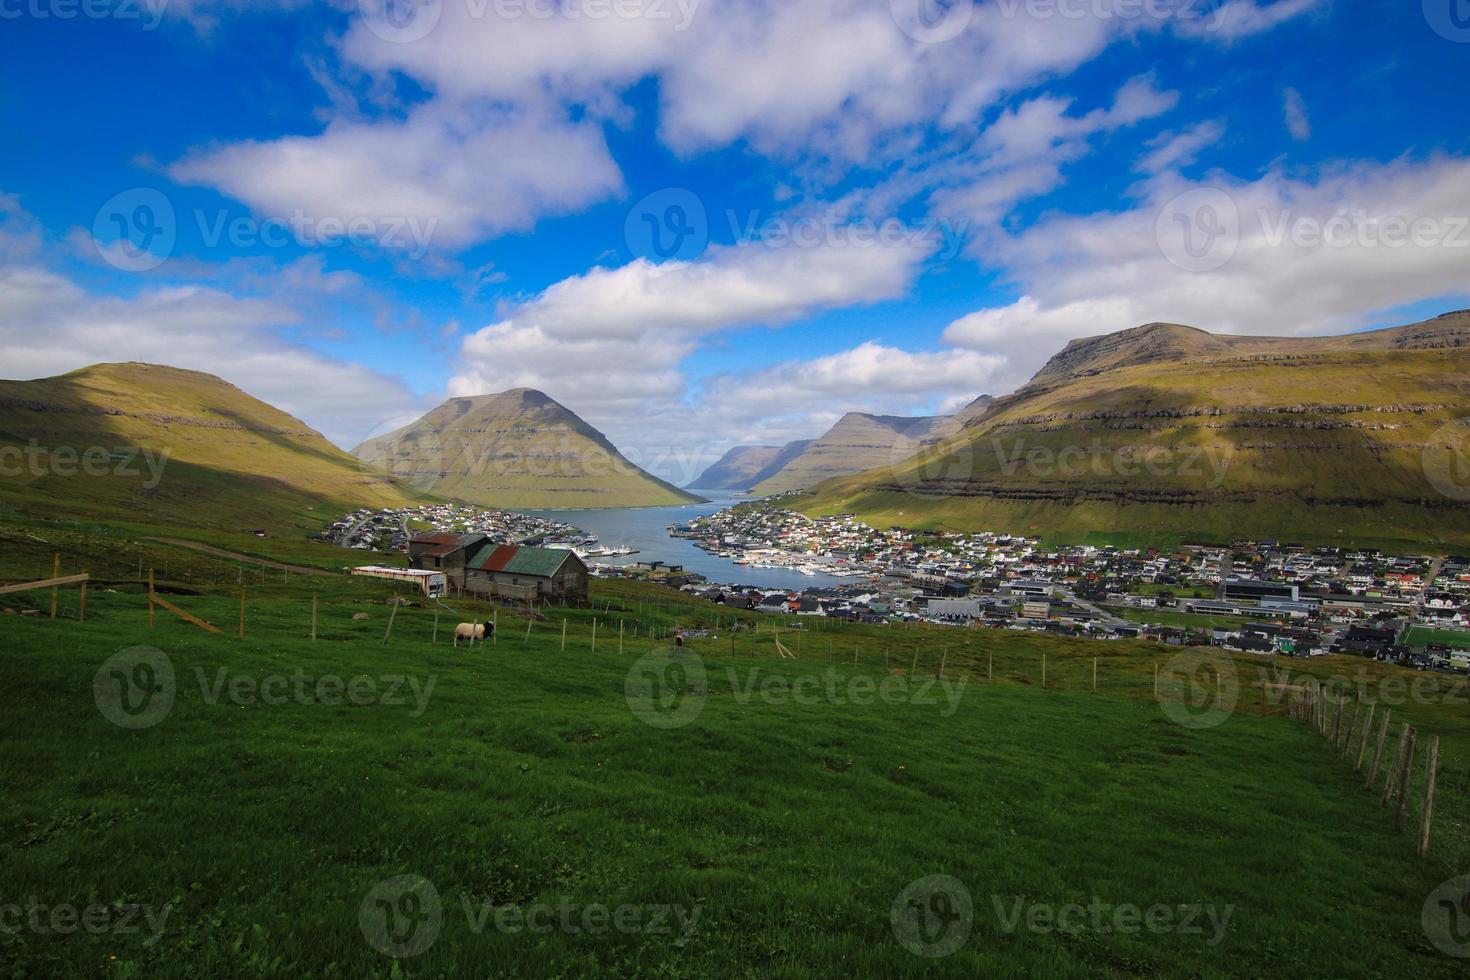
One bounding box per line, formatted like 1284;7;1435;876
1381;723;1410;808
493;610;498;646
1355;703;1375;771
909;649;918;674
561;619;567;653
1365;709;1391;789
989;651;993;683
524;618;532;645
1344;693;1361;755
1420;735;1440;858
591;618;598;654
620;620;625;655
1394;727;1417;832
383;598;399;646
939;649;947;679
1041;653;1047;689
79;578;86;622
1092;658;1098;691
1331;696;1344;746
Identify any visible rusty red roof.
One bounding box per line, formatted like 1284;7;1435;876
479;544;521;572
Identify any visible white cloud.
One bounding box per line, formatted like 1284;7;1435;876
1183;0;1330;42
170;101;623;251
161;0;1325;256
1137;120;1226;173
1283;87;1312;141
697;341;1004;432
944;155;1470;389
930;77;1178;231
448;237;939;476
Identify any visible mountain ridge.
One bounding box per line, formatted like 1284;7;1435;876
0;361;426;530
355;389;703;510
793;313;1470;549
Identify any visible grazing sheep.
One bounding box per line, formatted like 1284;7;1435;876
453;621;493;647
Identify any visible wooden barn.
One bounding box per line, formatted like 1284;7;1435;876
407;533;588;605
464;544;589;605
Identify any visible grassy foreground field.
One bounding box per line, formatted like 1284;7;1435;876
3;541;1470;976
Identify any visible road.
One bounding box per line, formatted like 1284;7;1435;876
1058;589;1129;628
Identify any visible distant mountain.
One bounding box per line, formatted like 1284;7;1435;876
354;389;704;509
0;362;424;530
750;413;955;495
797;313;1470;550
744;439;815;489
688;445;787;490
694;398;996;495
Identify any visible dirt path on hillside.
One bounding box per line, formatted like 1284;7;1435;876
141;538;339;576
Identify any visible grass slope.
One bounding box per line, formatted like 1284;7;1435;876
3;529;1468;977
796;316;1470;550
0;363;425;533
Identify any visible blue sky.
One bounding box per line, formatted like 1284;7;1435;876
1;0;1467;483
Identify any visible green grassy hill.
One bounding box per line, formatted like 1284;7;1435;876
355;389;704;510
796;314;1470;550
2;529;1467;976
0;363;426;533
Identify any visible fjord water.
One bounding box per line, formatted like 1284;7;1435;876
526;491;851;592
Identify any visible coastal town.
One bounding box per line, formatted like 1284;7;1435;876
318;504;629;556
322;503;1470;672
669;506;1470;669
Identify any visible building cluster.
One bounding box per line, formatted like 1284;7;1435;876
671;507;1470;672
319;504;588;553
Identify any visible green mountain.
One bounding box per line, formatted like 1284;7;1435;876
795;314;1470;550
0;362;424;531
354;389;704;510
750;412;956;496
